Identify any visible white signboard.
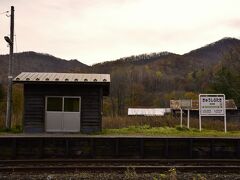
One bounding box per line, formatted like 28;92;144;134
180;99;192;109
199;94;226;132
199;96;225;116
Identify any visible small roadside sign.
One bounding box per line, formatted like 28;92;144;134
180;99;192;109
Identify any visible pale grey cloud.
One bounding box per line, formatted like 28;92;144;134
0;0;239;65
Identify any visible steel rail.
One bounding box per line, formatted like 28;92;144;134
1;159;240;173
1;159;240;166
1;165;240;173
2;158;240;162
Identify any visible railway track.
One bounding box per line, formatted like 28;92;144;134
1;159;240;173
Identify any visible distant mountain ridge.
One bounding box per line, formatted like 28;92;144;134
184;37;240;64
0;37;239;84
0;51;89;83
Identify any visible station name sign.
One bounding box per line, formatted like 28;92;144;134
199;95;225;116
199;94;226;132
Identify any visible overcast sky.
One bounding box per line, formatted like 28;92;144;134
0;0;239;65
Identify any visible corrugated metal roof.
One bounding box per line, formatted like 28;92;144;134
128;108;171;116
13;72;110;83
170;99;237;110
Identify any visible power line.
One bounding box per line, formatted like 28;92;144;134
0;11;9;15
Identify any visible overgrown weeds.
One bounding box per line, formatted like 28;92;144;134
0;125;22;133
124;167;137;179
101;125;240;137
102;115;240;131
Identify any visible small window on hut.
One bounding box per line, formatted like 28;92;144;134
64;98;80;112
47;97;63;111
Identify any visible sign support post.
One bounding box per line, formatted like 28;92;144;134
187;109;190;129
224;113;227;133
179;100;192;128
199;115;202;131
180;108;183;127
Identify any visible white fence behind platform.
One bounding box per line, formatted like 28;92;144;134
128;108;171;116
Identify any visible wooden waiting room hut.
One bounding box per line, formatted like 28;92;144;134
13;72;110;133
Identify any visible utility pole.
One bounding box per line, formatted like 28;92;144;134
5;6;14;129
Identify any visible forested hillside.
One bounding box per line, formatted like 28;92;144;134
0;37;240;116
0;51;89;83
92;38;240;115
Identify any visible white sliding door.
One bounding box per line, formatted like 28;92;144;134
45;97;81;132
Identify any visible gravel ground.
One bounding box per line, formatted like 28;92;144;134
1;171;240;180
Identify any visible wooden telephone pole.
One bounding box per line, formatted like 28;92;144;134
5;6;14;129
